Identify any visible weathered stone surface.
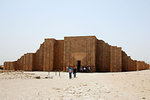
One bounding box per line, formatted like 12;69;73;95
43;39;55;71
96;40;110;72
110;46;122;72
33;44;44;71
54;40;64;71
4;61;16;70
64;36;96;72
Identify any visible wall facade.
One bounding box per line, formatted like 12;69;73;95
96;40;110;72
110;46;122;72
3;36;150;72
33;44;44;71
43;39;55;71
64;36;96;72
54;40;64;71
4;61;16;70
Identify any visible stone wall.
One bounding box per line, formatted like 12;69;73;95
3;61;16;70
122;51;128;71
131;60;137;71
17;56;24;70
64;36;96;72
33;44;44;71
43;39;55;71
24;53;34;71
110;46;122;72
13;53;34;71
122;52;136;71
137;61;144;70
54;40;64;71
137;61;150;71
3;36;150;72
96;40;110;72
122;51;149;71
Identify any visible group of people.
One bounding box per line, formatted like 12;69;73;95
67;66;91;79
68;67;77;79
80;66;91;72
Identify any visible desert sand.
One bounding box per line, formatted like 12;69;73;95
0;70;150;100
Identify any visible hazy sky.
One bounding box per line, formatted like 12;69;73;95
0;0;150;65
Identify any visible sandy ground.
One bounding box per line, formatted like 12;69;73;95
0;70;150;100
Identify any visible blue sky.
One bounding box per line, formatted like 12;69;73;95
0;0;150;65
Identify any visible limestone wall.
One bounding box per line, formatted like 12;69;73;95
24;53;34;71
122;51;128;71
96;40;110;72
110;46;122;72
137;61;149;71
122;51;150;71
33;44;44;71
126;57;137;71
4;61;16;70
122;52;136;71
18;56;24;70
54;40;64;71
3;36;150;72
16;57;23;70
64;36;96;72
14;53;34;71
131;60;137;71
43;39;55;71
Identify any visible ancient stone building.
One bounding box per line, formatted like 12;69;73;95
3;36;150;72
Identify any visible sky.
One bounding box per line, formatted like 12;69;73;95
0;0;150;65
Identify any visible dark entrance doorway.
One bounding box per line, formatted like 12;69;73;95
77;60;81;72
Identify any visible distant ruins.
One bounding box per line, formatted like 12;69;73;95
3;36;150;72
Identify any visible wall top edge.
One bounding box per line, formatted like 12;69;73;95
64;36;97;39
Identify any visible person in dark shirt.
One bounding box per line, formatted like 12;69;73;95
73;67;77;78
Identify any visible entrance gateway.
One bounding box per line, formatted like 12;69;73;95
77;60;81;72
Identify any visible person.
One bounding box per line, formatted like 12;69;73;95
83;67;86;72
86;66;88;72
88;66;91;72
68;66;72;79
80;67;83;72
73;67;77;78
66;66;68;72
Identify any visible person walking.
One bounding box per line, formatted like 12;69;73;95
68;66;72;79
73;67;77;78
